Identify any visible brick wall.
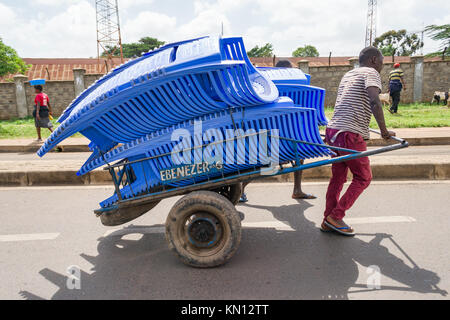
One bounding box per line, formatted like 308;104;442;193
0;82;18;120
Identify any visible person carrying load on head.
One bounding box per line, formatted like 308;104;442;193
33;85;53;142
388;63;406;114
322;47;396;236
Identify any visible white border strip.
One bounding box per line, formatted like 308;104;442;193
0;233;60;242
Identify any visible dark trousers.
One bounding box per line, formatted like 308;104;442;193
390;91;401;113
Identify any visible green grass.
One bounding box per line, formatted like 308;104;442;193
0;117;82;139
325;103;450;129
0;103;449;139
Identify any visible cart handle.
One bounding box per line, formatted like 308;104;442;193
369;128;407;145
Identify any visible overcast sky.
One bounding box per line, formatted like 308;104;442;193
1;0;449;58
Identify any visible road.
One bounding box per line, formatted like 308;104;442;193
0;181;449;300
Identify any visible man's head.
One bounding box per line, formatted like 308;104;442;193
275;60;293;68
394;63;401;69
359;46;384;73
34;85;43;94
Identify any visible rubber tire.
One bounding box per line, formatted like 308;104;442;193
212;183;243;205
100;200;160;226
165;191;242;268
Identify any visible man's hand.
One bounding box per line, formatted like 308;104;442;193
36;115;40;120
381;130;396;140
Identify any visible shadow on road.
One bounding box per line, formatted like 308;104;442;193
21;200;446;299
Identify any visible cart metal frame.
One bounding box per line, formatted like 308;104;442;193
95;129;408;215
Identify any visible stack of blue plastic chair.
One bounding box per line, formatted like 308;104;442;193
37;36;329;209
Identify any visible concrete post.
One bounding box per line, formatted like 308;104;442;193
13;75;28;118
348;57;359;69
73;68;86;97
411;56;424;103
298;60;310;74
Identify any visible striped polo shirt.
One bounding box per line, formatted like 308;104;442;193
327;67;382;140
389;68;404;81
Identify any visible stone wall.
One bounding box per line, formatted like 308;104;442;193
423;60;450;103
302;58;449;106
309;65;353;107
0;82;17;119
308;60;423;106
0;71;104;120
84;74;103;88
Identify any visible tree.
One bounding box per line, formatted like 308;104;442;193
292;45;319;57
247;43;274;58
0;38;29;77
374;30;423;57
102;37;165;58
425;24;450;57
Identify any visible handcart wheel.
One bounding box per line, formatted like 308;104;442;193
165;191;242;268
211;183;243;205
99;200;161;226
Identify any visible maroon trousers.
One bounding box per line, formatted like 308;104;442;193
324;128;373;220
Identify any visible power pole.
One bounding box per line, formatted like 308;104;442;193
365;0;378;47
95;0;124;73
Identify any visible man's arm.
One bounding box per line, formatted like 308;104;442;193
47;101;52;115
367;87;396;140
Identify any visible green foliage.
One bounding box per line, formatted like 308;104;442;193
102;37;166;58
1;104;449;139
425;24;450;57
292;45;319;57
0;117;81;139
247;43;274;58
374;30;423;56
0;38;30;77
324;103;450;129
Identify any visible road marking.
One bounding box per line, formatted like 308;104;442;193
103;220;295;237
0;233;60;242
345;216;416;225
103;216;416;237
104;226;165;237
242;220;295;231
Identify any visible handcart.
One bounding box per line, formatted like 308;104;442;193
94;129;408;268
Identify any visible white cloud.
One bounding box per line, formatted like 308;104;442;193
1;0;450;58
120;0;154;9
0;2;16;27
122;11;176;43
1;1;97;57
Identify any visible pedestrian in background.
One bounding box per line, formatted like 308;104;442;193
388;63;406;114
33;85;53;142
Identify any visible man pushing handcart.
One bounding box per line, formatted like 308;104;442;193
37;37;407;267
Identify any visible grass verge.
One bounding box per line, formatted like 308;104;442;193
0;103;448;139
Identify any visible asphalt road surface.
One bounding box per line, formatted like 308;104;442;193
0;181;449;300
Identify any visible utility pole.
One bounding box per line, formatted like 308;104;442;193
95;0;124;73
365;0;378;47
